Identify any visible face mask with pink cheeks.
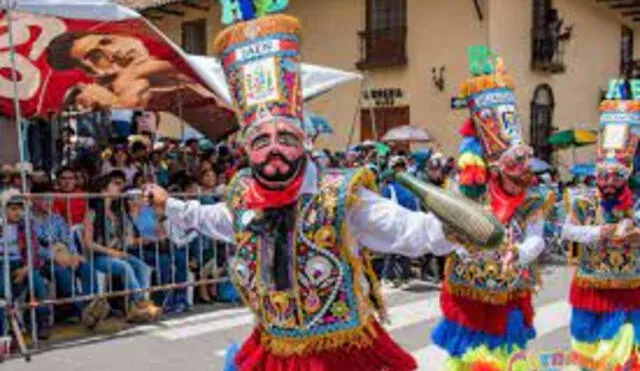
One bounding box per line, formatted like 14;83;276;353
244;120;307;190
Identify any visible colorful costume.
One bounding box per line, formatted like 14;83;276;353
561;91;640;370
162;3;457;370
431;47;549;371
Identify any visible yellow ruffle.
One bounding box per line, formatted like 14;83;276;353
259;319;378;356
574;275;640;290
571;324;638;370
446;345;527;371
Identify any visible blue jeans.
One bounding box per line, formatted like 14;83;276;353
53;261;98;312
127;248;172;286
170;247;189;302
0;261;50;334
381;254;411;281
91;254;150;303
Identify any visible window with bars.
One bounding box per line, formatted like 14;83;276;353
356;0;408;69
531;0;571;74
182;19;207;55
621;26;634;78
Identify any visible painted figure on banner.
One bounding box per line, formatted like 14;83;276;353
0;11;236;139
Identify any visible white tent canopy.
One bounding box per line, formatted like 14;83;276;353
187;55;362;105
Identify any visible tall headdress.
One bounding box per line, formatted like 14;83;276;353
452;46;523;198
214;0;303;142
597;86;640;179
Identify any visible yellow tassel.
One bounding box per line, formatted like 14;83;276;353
574;275;640;290
259;319;379;356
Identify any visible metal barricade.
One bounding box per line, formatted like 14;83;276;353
0;191;233;361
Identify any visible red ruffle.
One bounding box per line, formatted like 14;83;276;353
233;322;417;371
470;363;503;371
440;286;534;335
570;282;640;313
459;166;487;185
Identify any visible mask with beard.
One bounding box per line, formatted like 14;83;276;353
246;121;307;191
596;167;628;199
497;144;534;189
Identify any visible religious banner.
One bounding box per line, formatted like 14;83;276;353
0;7;238;140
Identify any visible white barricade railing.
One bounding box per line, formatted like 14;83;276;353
1;191;233;359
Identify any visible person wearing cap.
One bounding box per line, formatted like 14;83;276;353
145;6;460;370
431;48;549;370
379;156;420;290
0;189;52;340
561;88;640;369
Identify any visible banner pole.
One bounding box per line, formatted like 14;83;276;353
6;2;39;351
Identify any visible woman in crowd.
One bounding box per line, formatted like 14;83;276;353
102;143;137;184
83;174;161;323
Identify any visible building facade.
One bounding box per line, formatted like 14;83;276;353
125;0;640;167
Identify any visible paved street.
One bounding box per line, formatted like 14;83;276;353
5;264;573;371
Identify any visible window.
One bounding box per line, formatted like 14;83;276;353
621;26;634;78
182;19;207;55
530;84;555;163
356;0;407;69
531;0;571;73
360;106;410;142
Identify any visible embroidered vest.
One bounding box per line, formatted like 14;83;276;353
565;187;640;289
225;167;384;356
444;186;550;304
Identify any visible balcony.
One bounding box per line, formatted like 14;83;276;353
356;27;408;70
531;32;571;74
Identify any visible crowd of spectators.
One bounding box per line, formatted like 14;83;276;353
0;110;462;342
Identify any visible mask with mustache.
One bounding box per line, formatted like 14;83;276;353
246;121;307;191
252;151;306;190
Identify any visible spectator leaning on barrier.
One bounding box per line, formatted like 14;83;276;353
123;188;189;312
83;174;161;323
31;189;110;330
0;189;51;340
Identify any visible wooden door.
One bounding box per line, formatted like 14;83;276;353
360;106;410;142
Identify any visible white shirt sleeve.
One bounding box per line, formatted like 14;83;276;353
164;198;236;245
347;188;455;257
560;221;601;244
516;217;545;265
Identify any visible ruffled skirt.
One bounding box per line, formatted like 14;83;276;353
432;288;535;371
223;321;417;371
570;308;640;370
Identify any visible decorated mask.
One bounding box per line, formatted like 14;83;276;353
596;97;640;197
215;12;307;191
455;46;531;198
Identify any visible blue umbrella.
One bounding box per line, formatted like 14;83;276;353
531;158;552;173
303;111;334;137
571;162;596;177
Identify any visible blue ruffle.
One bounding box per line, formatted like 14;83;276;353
223;343;240;371
459;136;484;156
571;308;640;343
431;309;536;357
